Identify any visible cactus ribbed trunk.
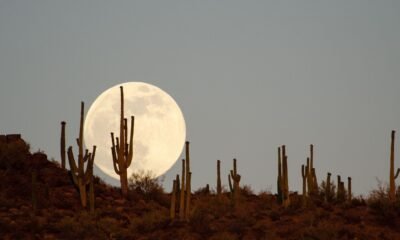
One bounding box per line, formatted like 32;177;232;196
306;158;311;196
326;172;331;202
179;159;185;219
185;172;191;221
184;141;191;221
282;146;290;207
311;168;318;194
347;177;352;202
217;160;222;196
337;175;341;200
170;180;177;220
230;158;241;205
78;102;86;207
389;130;400;201
60;121;66;169
277;147;282;204
67;101;96;209
111;86;135;198
301;164;307;202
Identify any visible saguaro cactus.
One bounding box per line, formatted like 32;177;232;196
326;172;332;202
217;160;222;196
389;130;400;201
67;101;97;208
60;121;66;169
347;177;352;202
229;158;241;204
110;86;135;198
184;141;191;220
176;141;191;221
277;147;283;204
179;159;186;219
277;145;290;207
301;164;307;202
336;175;346;202
311;168;318;193
170;179;177;220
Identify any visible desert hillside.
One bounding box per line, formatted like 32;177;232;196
1;135;400;240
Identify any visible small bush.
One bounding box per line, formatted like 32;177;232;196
128;170;165;202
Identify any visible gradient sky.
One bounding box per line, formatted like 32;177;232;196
1;1;400;196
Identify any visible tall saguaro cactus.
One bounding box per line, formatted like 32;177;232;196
110;86;135;198
67;101;97;208
347;177;352;202
389;130;400;201
277;145;290;207
176;141;191;221
185;141;191;221
179;159;186;219
301;164;307;202
60;121;66;169
170;179;177;220
326;172;332;202
217;160;222;196
277;147;283;204
229;158;241;205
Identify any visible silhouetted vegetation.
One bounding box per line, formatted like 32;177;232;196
1;132;400;239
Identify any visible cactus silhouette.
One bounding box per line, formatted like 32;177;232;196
326;172;332;202
389;130;400;201
217;160;222;196
301;164;307;202
176;141;191;221
60;121;66;169
277;146;289;207
229;158;241;205
67;101;97;208
179;159;186;219
170;179;177;220
110;86;135;198
347;177;352;202
185;141;191;221
277;147;283;204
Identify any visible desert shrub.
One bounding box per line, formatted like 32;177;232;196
367;181;400;226
240;185;255;197
350;196;366;207
194;185;211;195
131;210;169;234
128;170;164;200
97;216;123;238
319;180;336;203
55;212;102;239
190;206;214;235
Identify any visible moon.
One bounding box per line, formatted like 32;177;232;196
83;82;186;180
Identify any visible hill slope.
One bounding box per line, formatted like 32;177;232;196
1;136;400;239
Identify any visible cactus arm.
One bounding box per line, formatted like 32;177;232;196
67;147;79;185
126;116;134;167
116;137;120;154
84;146;96;184
111;147;122;175
67;147;78;173
301;164;306;178
395;168;400;179
232;174;241;182
83;149;89;163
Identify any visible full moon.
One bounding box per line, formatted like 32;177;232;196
84;82;186;180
